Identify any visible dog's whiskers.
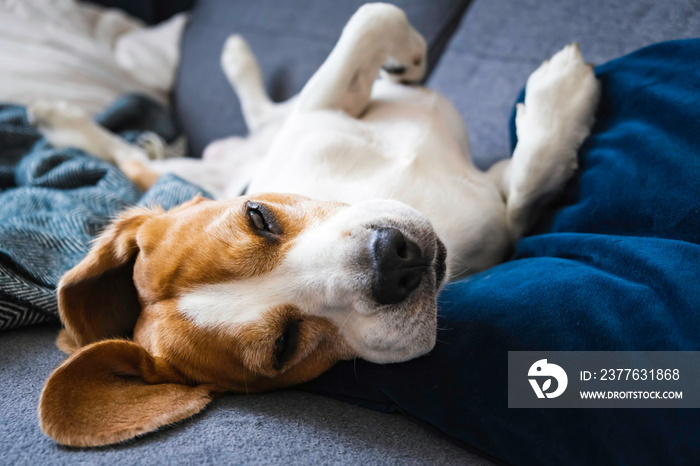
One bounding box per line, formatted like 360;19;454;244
337;308;354;334
243;368;250;396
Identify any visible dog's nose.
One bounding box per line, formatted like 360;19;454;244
369;228;427;305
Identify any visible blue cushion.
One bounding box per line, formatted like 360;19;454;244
304;39;700;464
175;0;471;157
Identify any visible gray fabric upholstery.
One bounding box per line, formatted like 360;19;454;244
0;324;488;465
428;0;700;169
6;1;700;463
175;0;471;156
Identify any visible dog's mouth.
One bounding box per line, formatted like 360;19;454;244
313;199;442;362
434;236;447;288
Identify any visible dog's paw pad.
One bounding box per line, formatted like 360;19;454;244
380;36;426;84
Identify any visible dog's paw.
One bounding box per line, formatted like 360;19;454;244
507;44;601;237
221;34;257;82
518;43;600;142
379;28;426;84
27;100;89;129
349;3;426;84
27;100;97;152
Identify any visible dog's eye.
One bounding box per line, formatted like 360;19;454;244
274;319;301;370
248;205;267;231
245;201;280;235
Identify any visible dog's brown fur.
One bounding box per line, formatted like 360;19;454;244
40;193;354;447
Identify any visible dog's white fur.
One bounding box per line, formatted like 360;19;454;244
28;3;600;362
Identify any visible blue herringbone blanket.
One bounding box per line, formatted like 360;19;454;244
0;95;208;331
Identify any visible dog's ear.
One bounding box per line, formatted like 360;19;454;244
39;339;217;447
58;207;156;348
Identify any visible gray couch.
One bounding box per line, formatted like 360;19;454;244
2;0;698;464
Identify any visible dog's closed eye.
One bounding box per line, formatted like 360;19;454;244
248;205;266;231
245;200;282;237
273;319;302;370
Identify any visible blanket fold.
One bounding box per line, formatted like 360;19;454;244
0;94;208;331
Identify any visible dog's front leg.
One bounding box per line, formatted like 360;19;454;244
498;43;601;239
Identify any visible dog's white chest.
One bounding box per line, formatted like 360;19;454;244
249;83;461;198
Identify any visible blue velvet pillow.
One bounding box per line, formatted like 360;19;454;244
304;39;700;465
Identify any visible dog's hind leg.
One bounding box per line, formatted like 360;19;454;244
221;35;284;133
29;100;232;196
28;100;150;166
497;43;601;239
295;3;426;117
28;100;161;191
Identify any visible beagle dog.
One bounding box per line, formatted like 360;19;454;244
30;3;600;447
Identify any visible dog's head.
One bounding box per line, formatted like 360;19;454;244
40;193;447;446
